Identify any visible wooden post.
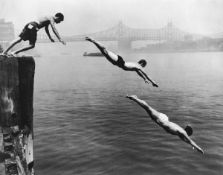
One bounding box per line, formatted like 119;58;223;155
0;55;35;175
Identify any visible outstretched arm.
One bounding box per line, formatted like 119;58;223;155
49;20;66;45
188;138;204;154
126;95;160;117
136;69;158;87
180;134;204;154
45;26;54;42
135;70;148;83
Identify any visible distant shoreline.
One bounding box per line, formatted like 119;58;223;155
133;48;223;53
83;52;103;57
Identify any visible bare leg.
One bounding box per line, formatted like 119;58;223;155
126;95;160;117
3;38;22;54
85;37;119;63
13;44;35;54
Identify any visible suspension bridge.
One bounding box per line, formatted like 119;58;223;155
38;21;199;50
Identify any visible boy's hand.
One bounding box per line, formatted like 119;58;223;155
126;95;137;100
152;83;159;87
85;37;94;42
50;38;55;42
60;40;66;45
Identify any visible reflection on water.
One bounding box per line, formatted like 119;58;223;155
34;43;223;175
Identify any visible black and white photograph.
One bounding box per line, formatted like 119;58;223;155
0;0;223;174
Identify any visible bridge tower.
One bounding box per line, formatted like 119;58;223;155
117;21;132;50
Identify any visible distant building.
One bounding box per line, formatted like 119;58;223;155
0;18;15;41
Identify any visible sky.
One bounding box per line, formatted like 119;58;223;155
0;0;223;36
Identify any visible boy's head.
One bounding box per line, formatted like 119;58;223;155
185;125;193;136
54;13;64;23
138;59;147;67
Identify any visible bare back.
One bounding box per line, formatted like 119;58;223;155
36;16;53;29
145;110;185;136
124;62;142;71
126;95;204;154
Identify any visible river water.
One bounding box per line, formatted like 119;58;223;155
33;42;223;175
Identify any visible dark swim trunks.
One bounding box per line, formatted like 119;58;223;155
19;22;39;45
115;55;125;68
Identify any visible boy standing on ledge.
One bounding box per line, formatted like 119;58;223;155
2;13;66;56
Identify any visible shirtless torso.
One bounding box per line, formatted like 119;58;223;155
126;95;204;154
85;37;158;87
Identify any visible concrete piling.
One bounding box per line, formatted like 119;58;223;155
0;55;35;175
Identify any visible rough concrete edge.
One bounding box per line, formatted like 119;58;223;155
0;127;6;175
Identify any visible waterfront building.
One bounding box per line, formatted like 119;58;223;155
0;18;14;42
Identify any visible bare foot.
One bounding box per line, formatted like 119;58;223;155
126;95;138;100
85;36;94;42
8;52;18;57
